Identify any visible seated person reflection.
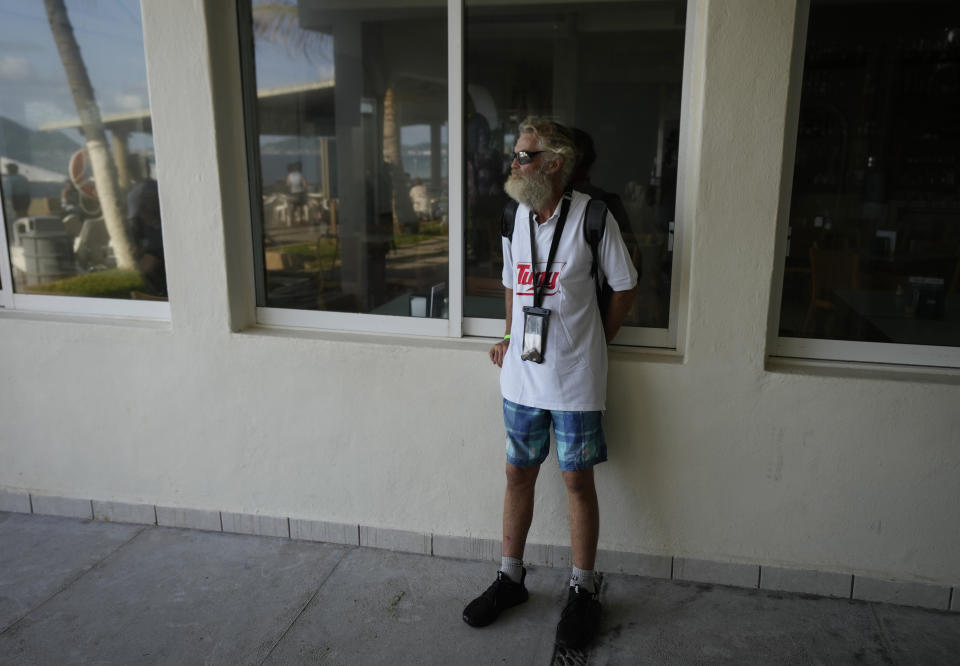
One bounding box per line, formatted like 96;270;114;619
126;171;166;297
3;163;31;219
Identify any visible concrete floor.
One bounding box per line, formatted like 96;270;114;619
0;511;958;665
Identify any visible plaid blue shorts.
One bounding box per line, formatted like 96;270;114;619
503;398;607;471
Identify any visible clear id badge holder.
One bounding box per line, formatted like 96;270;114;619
521;306;551;363
519;192;570;365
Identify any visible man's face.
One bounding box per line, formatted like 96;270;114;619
504;134;559;210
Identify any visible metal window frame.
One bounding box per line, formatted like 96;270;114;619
0;12;169;322
767;0;960;369
241;0;461;338
245;0;695;347
460;0;698;349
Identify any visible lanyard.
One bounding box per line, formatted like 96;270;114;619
528;191;572;308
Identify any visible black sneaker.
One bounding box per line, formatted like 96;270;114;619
462;569;529;627
554;584;601;650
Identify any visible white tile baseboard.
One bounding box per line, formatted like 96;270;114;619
31;494;93;520
0;489;31;514
4;486;956;612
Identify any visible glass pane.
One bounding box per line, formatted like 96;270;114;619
464;0;686;327
245;0;448;317
0;1;166;301
779;0;960;347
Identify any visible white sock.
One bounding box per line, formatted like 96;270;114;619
570;566;596;593
500;556;523;583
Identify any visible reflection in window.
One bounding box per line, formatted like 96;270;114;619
243;0;448;317
779;0;960;347
0;1;166;301
464;0;686;327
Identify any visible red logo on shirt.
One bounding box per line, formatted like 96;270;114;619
516;262;565;296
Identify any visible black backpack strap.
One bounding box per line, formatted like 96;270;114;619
500;199;519;240
583;198;608;285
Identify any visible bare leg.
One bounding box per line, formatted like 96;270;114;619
562;468;599;570
463;462;538;627
555;468;603;649
502;463;540;559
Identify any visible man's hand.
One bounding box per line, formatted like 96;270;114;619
490;288;514;368
489;339;510;367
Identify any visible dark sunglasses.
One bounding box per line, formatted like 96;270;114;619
511;150;547;165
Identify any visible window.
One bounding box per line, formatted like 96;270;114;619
241;0;449;333
0;1;167;318
773;0;960;366
463;0;687;346
240;0;691;344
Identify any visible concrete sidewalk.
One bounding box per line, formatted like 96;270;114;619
0;512;957;665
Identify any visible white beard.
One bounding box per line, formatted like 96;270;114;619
504;167;555;213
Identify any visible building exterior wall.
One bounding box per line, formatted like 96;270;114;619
1;0;958;596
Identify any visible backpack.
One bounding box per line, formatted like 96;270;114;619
500;193;613;314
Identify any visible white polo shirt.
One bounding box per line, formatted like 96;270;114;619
500;189;638;412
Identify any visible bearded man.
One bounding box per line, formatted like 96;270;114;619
462;118;638;650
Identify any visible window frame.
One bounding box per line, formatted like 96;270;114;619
243;0;696;348
767;0;960;369
461;0;697;349
0;7;170;323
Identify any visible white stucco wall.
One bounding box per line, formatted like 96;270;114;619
1;0;958;589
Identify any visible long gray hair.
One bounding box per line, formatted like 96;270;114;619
517;117;578;185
